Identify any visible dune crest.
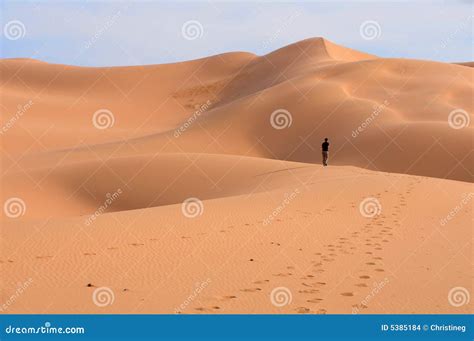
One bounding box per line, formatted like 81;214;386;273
1;37;472;181
0;38;471;315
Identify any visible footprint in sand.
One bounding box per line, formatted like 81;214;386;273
130;243;144;247
273;272;292;277
253;280;270;284
374;268;385;272
353;303;368;310
355;283;368;287
216;295;237;301
295;307;311;314
240;288;262;292
299;289;319;294
341;292;354;297
359;275;371;279
307;298;324;303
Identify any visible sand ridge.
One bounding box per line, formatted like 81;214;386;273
0;38;472;314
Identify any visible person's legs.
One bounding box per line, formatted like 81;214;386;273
322;151;328;166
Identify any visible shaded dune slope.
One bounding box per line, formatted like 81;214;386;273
1;38;472;219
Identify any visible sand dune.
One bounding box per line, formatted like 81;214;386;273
454;61;474;68
1;38;472;181
2;156;471;314
0;38;472;314
2;153;312;218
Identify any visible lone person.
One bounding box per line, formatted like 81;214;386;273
322;138;329;166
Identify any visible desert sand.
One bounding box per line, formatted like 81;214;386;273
0;38;472;314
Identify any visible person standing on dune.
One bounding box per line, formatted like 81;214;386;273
322;138;329;166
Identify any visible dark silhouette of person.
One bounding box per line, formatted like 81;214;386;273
322;138;329;166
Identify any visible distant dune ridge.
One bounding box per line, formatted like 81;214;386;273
1;38;472;181
0;38;472;314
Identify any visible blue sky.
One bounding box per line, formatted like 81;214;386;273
0;0;472;66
